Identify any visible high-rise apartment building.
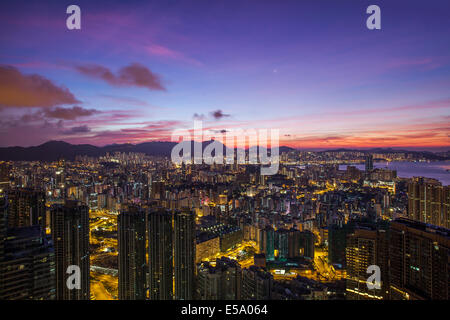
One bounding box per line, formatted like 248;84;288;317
407;177;449;229
299;230;315;259
148;207;173;300
0;225;55;300
118;206;146;300
275;228;289;260
365;154;374;176
0;162;9;190
0;195;6;263
7;188;46;229
389;218;449;300
174;207;195;300
345;227;389;300
50;201;89;300
258;226;275;261
328;222;356;268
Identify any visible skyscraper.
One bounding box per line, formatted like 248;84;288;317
0;195;7;296
0;162;9;190
118;205;146;300
365;154;373;178
288;229;301;259
174;207;195;300
389;218;449;300
258;226;275;261
345;227;389;300
50;201;89;300
148;207;173;300
7;188;46;229
0;225;55;300
328;222;355;268
407;177;449;229
274;228;289;260
299;230;315;259
0;194;6;263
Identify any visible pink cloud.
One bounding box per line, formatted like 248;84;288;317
145;44;202;66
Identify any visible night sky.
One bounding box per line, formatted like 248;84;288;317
0;0;449;150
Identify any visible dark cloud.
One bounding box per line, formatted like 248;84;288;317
212;129;228;134
0;107;98;130
43;106;99;120
0;65;79;107
75;63;165;91
211;109;230;120
20;112;45;123
193;113;206;120
62;125;91;135
194;110;230;120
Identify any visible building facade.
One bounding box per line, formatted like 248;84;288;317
118;206;146;300
50;201;90;300
148;207;173;300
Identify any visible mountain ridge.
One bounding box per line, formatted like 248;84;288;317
0;141;447;161
0;140;295;161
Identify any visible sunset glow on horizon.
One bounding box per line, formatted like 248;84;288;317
0;0;449;151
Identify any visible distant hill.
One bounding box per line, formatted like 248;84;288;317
0;140;295;161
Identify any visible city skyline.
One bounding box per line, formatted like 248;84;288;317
1;151;448;301
0;0;449;150
1;0;450;306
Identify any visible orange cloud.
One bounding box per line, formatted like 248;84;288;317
43;106;99;120
0;65;79;107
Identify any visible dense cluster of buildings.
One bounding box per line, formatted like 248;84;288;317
0;150;448;300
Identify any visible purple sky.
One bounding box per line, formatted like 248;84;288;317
0;0;449;150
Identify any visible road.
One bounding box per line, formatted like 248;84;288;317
91;279;114;300
91;272;118;300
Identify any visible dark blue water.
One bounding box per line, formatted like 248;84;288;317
339;161;450;186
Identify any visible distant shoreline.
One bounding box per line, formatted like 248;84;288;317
339;161;450;186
